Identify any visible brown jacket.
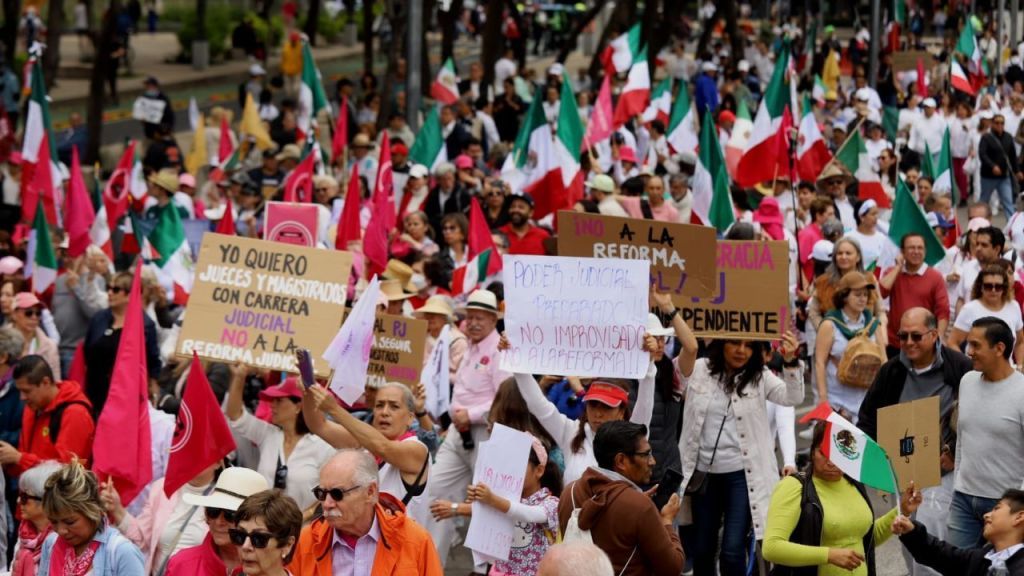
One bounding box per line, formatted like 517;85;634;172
558;467;684;576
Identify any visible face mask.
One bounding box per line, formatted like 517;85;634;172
411;273;427;291
663;192;673;201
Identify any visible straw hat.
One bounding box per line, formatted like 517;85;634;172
380;279;413;301
149;169;180;193
413;295;455;320
383;259;417;293
459;289;500;316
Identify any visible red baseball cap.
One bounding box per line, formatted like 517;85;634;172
391;142;409;156
583;382;629;408
258;377;304;402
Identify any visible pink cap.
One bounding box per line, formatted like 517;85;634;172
619;146;638;164
258;377;304;401
454;154;473;169
0;256;23;275
13;292;41;310
179;173;196;188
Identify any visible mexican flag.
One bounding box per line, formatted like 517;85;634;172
451;249;493;296
430;57;460;105
812;75;827;105
642;77;672;125
27;205;57;295
667;81;698;155
409;105;447;171
725;97;752;178
21;56;62;226
297;40;329;137
90;162;113;258
797;95;832;182
801;403;897;493
692;109;734;233
955;21;981;72
835;128;890;208
889;177;946;265
736;41;791;187
922;142;937;181
451;197;502;295
148;203;194;305
612;46;651;127
601;22;642;75
950;58;975;95
932;127;957;198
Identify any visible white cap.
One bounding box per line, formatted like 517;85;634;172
249;63;266;76
811;240;834;261
922;97;937;108
980;110;995;120
702;61;718;72
738;59;750;72
409;164;429;179
855;88;871;101
646;313;674;337
548;62;564;77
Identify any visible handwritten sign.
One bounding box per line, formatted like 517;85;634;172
264;202;320;247
177;233;352;376
500;255;650;378
368;313;428;388
466;424;533;563
132;97;167;124
878;396;941;490
679;240;790;340
556;211;718;303
421;325;451;419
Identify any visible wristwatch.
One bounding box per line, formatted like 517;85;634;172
663;308;680;321
415;410;427;418
450;503;459;515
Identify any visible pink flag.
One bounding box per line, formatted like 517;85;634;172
363;133;395;272
283;150;315;203
584;75;614;150
64;148;96;258
215;197;235;236
218;118;233;164
92;263;152;505
335;164;361;250
103;141;136;231
916;58;928;98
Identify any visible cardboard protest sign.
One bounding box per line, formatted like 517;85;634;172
556;211;718;302
264;202;320;247
177;233;352;377
679;240;790;340
466;424;533;563
877;396;941;490
891;50;933;72
501;255;650;378
368;313;428;389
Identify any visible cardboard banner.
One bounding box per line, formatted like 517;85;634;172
368;313;428;389
556;210;718;302
877;396;941;491
679;240;790;340
500;255;650;379
177;233;352;376
466;424;533;563
891;50;933;72
264;202;320;247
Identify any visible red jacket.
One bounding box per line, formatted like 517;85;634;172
164;534;228;576
10;381;94;475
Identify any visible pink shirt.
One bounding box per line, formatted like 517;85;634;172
618;196;680;222
450;330;511;424
331;518;380;576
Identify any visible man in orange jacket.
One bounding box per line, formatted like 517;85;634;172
289;449;442;576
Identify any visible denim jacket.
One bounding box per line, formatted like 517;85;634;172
38;524;145;576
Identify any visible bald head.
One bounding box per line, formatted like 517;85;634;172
901;307;937;331
899;307;940;367
538;543;614;576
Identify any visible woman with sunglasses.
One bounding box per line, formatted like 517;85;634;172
439;213;470;277
230;491;302;576
481;179;509;230
9;292;60;378
163;467;269;576
814;271;886;422
948;264;1024;364
37;459;145;576
99;462;222;574
10;461;61;576
677;329;802;576
83;271;161;417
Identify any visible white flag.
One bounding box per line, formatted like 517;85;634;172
421;325;451;419
323;276;380;404
189;97;201;132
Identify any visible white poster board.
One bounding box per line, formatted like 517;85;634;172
421;324;451;420
500;255;650;378
132;97;167;124
465;424;533;563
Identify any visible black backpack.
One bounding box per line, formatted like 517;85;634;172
47;401;91;442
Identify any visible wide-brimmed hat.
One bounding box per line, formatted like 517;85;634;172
646;313;674;337
352;133;374;148
459;289;500;316
182;467;269;511
149;169;179;193
276;144;302;161
413;295;455;320
816;162;852;187
837;271;875;292
583;381;629;407
383;259;417;293
258;377;303;402
380;279;413;301
585;174;615;194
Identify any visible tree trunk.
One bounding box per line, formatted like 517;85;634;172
2;0;21;65
362;0;373;73
197;0;207;41
720;0;743;67
377;0;405;132
304;0;320;46
647;0;673;66
439;0;463;64
556;0;606;64
696;14;717;58
86;1;120;165
480;0;503;90
587;0;634;80
419;0;434;97
260;0;274;21
43;0;65;90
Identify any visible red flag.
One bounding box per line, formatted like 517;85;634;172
163;353;237;497
774;107;797;182
283;151;315;203
218;118;233;164
467;197;503;276
64;148;97;258
584;76;614;150
799;401;833;424
92;263;152;505
331;95;349;163
68;342;87;386
215;197;236;236
335;164;362;250
103;142;136;231
21;132;57;226
916;58;928;98
363;134;396;272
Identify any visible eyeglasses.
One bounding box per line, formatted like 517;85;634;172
19;309;40;318
107;286;127;294
228;528;274;549
897;330;933;342
204;507;238;523
628;449;654;461
312;484;363;502
442;226;460;232
983;282;1006;292
17;492;40;505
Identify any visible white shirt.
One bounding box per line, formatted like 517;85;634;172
948;115;975;158
229;410;337;511
155;482;211;570
847;228;899;271
954;299;1024;337
378;436;431;526
494;58;517;92
956;258;982;304
909;112;949;156
834;196;856;231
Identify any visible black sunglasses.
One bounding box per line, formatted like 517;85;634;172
228;528;274;549
18;492;40;505
107;286;127;294
897;330;932;343
982;282;1006;292
312;484;362;502
19;309;40;318
204;507;238;523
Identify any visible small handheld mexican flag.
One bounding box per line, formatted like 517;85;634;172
800;402;898;493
